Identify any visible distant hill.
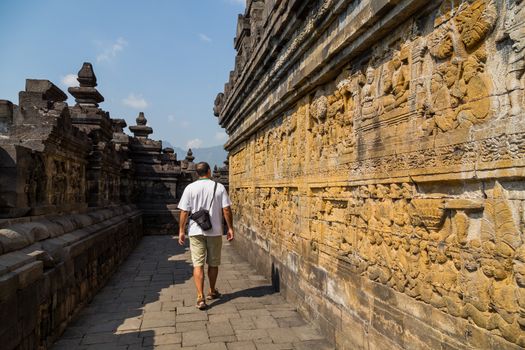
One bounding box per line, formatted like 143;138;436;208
163;141;228;168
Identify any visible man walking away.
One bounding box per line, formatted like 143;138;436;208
177;162;234;310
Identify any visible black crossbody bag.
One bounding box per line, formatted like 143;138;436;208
190;181;217;231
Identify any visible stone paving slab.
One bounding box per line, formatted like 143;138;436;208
51;236;333;350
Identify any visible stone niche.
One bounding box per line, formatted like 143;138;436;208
216;0;525;349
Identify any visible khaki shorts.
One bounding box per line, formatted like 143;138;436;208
189;235;222;267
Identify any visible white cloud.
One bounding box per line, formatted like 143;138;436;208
215;131;228;142
199;33;212;43
122;93;148;109
61;74;79;87
168;115;175;122
97;37;128;63
186;138;203;149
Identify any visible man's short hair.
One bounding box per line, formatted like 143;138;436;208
196;162;210;176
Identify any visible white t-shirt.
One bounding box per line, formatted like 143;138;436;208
178;179;232;237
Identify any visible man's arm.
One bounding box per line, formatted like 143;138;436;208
222;206;234;241
178;210;189;245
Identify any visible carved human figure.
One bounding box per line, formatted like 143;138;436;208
456;0;497;51
392;50;410;109
51;160;67;205
337;71;362;122
69;163;83;202
427;62;460;133
460;252;492;327
481;248;522;343
429;18;455;59
455;50;491;127
350;72;365;124
368;241;392;284
392;198;410;226
327;91;345;152
513;247;525;347
452;210;470;246
419;247;435;304
287;112;298;163
405;268;422;298
489;274;519;341
381;56;397;112
422;243;459;310
382;47;410;114
427;0;496;132
389;247;408;292
430;0;496;60
27;155;46;206
360;66;378;121
377;198;394;228
497;0;525;116
310;94;328;161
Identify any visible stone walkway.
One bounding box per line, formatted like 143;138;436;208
52;236;334;350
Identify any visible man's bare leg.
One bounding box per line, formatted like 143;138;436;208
194;266;205;298
208;266;219;292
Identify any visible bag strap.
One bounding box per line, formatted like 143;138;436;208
208;181;218;211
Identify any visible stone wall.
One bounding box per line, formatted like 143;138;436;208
0;206;142;349
215;1;525;349
0;62;197;349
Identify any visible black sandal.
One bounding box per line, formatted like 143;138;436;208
206;288;221;300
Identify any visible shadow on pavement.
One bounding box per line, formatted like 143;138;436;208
206;285;276;309
51;236;192;349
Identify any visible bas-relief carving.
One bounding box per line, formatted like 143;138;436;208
381;46;411;114
231;181;525;344
232;0;520;179
26;153;47;206
497;0;525;116
425;0;496;134
50;159;67;205
24;153;86;209
228;0;525;346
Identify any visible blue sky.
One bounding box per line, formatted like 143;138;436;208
0;0;244;149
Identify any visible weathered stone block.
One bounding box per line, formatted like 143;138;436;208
0;271;18;303
14;260;43;289
336;311;367;350
0;294;20;350
17;280;41;338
